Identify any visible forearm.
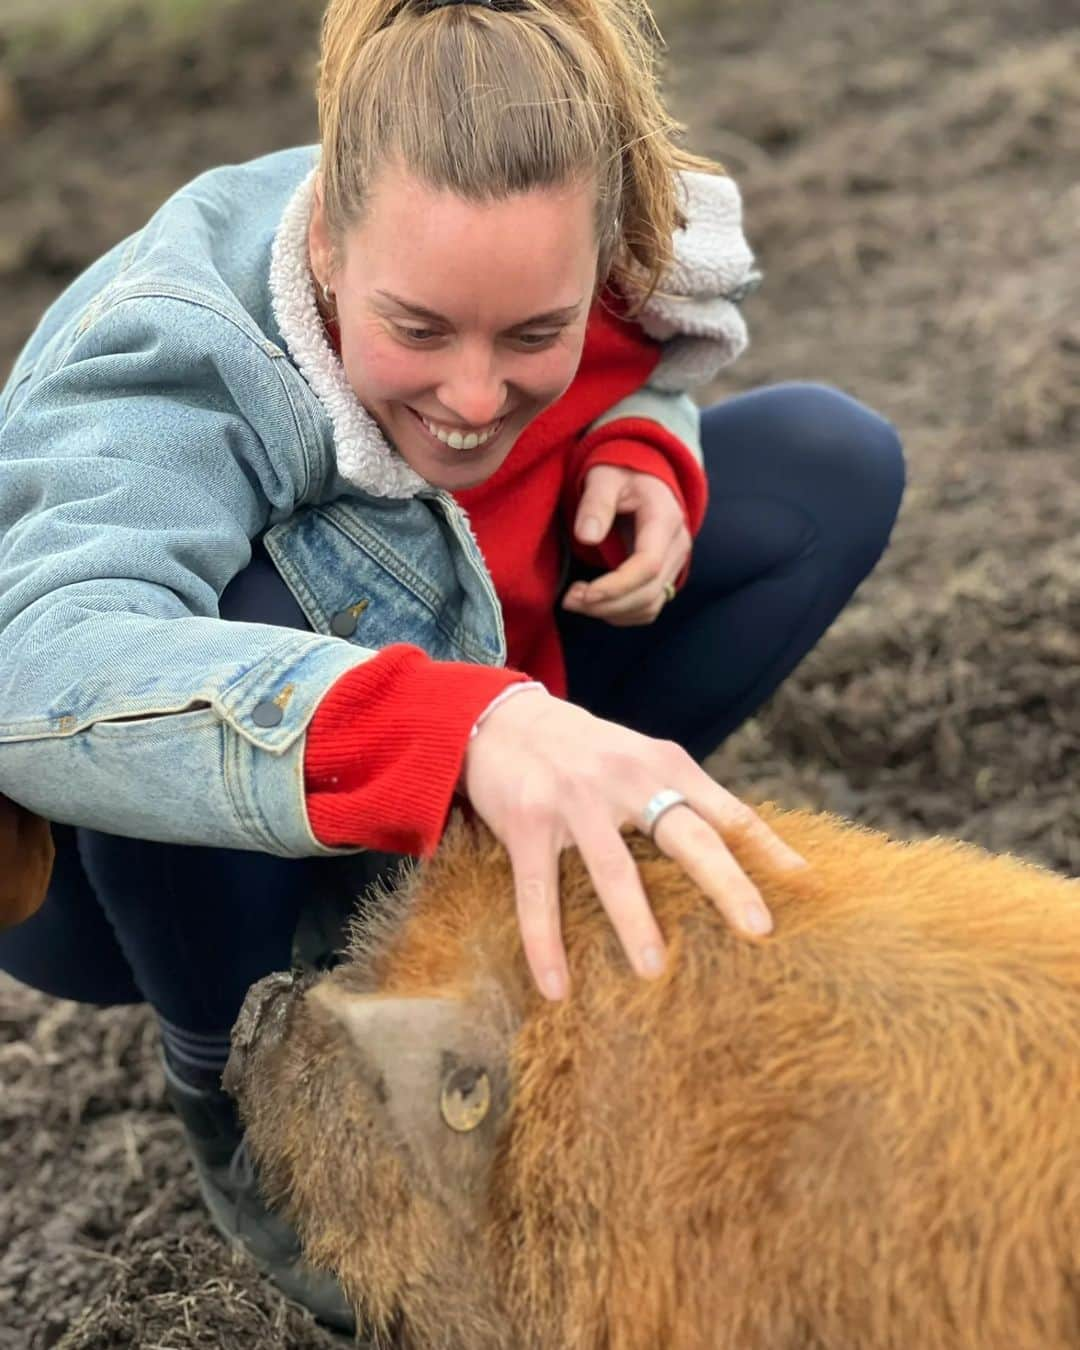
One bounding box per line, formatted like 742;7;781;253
0;590;375;854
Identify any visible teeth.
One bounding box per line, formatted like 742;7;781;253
420;414;501;450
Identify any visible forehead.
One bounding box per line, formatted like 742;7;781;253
340;164;598;322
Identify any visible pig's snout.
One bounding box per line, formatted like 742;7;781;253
224;969;312;1102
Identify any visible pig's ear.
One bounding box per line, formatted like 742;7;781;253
308;985;513;1217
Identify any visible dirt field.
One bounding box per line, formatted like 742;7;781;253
1;0;1077;1344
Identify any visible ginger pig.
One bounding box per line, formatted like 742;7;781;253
224;804;1080;1350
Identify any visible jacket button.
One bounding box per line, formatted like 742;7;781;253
330;609;358;638
251;700;284;728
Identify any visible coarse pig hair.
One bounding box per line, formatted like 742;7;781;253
226;803;1080;1350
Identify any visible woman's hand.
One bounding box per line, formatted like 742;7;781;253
461;689;805;1001
562;464;692;626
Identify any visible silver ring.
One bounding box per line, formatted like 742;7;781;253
641;788;689;839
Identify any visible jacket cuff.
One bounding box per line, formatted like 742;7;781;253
566;417;709;579
304;644;529;856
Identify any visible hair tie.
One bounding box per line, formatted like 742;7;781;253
379;0;526;37
380;0;503;28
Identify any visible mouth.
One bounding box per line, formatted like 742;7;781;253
408;407;506;452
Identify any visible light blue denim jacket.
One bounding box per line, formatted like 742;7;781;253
0;147;754;856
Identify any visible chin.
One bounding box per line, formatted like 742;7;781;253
413;443;516;491
433;465;498;491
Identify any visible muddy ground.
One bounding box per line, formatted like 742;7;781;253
1;0;1078;1345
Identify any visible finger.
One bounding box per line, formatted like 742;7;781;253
574;532;689;620
571;522;676;609
505;826;571;1001
575;465;629;545
574;813;667;980
692;782;808;874
650;804;775;940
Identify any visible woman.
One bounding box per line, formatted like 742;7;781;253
0;0;904;1329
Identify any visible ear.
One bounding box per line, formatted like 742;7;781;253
308;984;514;1216
307;174;334;289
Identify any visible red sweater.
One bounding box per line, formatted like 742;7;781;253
302;300;707;857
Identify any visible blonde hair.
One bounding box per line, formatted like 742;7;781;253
316;0;721;308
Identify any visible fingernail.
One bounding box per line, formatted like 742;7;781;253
743;906;773;936
542;969;566;1000
579;517;603;542
640;944;666;976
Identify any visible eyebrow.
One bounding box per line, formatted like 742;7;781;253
374;289;584;328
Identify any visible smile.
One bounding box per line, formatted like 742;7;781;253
412;409;504;451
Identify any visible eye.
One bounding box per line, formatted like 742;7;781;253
513;330;562;350
393;324;442;344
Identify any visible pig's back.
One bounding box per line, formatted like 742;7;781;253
491;809;1080;1349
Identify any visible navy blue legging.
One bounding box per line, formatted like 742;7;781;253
0;382;904;1030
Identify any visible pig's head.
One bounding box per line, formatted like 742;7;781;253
223;830;529;1348
223;817;737;1349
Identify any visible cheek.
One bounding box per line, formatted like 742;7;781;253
343;329;431;401
519;339;588;404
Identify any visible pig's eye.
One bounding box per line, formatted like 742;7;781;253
440;1065;491;1132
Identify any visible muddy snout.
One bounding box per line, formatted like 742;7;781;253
223;968;314;1104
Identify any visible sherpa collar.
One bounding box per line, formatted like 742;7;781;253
636;172;759;391
269;169;426;499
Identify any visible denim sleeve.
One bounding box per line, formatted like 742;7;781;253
0;297;368;856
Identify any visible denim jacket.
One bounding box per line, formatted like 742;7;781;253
0;147;758;855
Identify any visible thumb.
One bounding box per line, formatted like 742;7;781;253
575;465;628;544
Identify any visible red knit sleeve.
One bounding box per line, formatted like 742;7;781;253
303;644;530;856
561;417;710;581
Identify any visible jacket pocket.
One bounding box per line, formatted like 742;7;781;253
264;503;483;664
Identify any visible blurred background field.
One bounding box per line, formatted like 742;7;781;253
1;0;247;48
4;0;710;49
1;0;1078;1345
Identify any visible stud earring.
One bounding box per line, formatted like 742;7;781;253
322;281;335;305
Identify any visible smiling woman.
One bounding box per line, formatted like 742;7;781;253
0;0;903;1334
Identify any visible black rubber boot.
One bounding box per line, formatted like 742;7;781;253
162;1054;359;1337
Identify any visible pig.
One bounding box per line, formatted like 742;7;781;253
224;804;1080;1350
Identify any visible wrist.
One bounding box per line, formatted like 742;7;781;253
457;681;549;794
468;680;547;740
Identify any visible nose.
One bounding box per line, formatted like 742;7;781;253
436;345;507;428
